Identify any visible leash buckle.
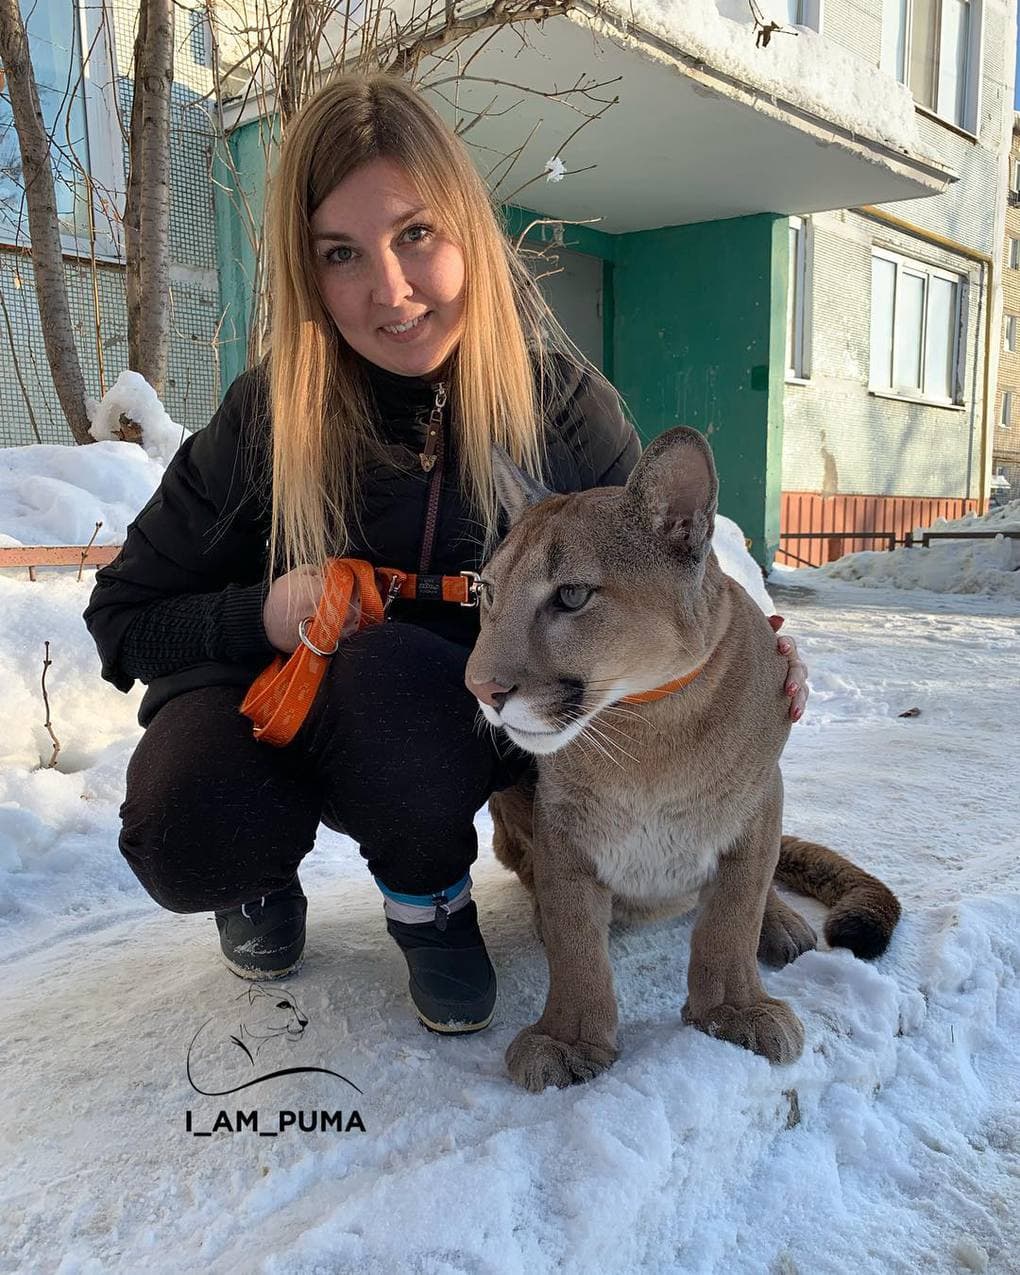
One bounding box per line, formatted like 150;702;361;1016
459;570;482;607
297;616;339;658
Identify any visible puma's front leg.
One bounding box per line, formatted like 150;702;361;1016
506;829;618;1092
683;778;804;1064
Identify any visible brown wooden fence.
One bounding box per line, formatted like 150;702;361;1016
777;492;982;567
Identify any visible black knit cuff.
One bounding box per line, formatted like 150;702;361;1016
217;580;278;665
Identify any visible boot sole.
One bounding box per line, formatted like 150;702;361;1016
221;953;304;981
414;1004;494;1034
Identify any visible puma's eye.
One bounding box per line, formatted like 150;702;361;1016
556;585;593;611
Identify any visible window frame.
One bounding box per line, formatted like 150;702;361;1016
1001;391;1013;428
881;0;982;135
0;0;124;262
868;245;966;407
1009;237;1020;270
1006;314;1018;354
785;215;813;382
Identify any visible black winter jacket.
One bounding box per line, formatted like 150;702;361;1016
83;355;642;727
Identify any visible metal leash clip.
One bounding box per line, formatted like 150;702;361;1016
382;572;404;619
459;570;482;607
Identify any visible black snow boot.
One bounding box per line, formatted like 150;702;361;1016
214;875;307;980
386;900;497;1034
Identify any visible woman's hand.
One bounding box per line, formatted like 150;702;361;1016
263;564;360;654
769;615;808;723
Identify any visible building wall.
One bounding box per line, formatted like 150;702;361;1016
994;119;1020;493
0;0;224;447
781;0;1016;528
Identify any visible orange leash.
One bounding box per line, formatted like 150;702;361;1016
240;559;481;747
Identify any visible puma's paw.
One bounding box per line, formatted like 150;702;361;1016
506;1025;618;1093
683;997;804;1064
758;907;817;969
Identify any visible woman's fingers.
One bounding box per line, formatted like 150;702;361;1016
776;633;809;723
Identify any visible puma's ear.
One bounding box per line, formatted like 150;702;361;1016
624;426;718;558
491;445;553;527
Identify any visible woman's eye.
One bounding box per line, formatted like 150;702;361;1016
404;224;433;245
556;585;592;611
323;245;354;266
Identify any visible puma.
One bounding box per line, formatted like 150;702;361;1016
465;427;901;1093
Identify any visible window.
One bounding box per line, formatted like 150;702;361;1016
1002;392;1013;428
881;0;979;131
869;248;964;403
189;9;212;68
783;0;821;27
1009;238;1020;270
1006;315;1018;353
786;216;811;379
0;0;122;255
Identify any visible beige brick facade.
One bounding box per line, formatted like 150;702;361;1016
995;115;1020;495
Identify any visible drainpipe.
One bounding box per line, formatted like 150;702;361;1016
855;205;995;510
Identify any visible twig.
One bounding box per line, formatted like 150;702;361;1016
78;520;103;583
41;641;61;769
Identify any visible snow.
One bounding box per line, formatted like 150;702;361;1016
86;370;192;468
2;444;1019;1273
544;155;567;183
777;501;1020;600
607;0;924;155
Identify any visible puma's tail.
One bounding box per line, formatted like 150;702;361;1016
776;835;901;959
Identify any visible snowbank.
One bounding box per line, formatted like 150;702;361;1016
87;369;192;467
779;502;1020;599
607;0;922;154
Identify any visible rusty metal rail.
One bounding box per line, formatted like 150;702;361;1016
0;545;122;581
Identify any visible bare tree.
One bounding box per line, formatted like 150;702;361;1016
0;0;92;443
124;0;175;397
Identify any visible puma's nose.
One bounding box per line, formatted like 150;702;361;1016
467;677;515;710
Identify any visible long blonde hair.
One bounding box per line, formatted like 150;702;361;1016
264;71;596;580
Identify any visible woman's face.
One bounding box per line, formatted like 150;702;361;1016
310;157;466;379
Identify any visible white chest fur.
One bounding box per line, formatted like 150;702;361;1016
581;796;744;908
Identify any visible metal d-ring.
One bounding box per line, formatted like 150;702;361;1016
297;616;339;657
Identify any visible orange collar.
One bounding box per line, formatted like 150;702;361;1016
618;663;707;704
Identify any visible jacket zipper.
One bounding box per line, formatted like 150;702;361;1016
417;381;446;576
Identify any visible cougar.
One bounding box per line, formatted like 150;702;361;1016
464;427;901;1093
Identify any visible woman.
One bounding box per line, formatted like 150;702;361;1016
84;73;808;1036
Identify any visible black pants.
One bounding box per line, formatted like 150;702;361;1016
119;621;534;913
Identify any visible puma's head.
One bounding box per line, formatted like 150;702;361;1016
465;426;724;755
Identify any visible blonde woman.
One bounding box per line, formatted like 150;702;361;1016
84;74;808;1035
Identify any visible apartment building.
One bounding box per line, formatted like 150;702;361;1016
994;113;1020;500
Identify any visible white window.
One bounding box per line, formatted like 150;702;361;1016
781;0;822;27
1006;315;1018;353
786;216;811;380
1002;392;1013;428
869;248;964;403
881;0;980;132
1009;238;1020;270
0;0;123;257
1013;160;1020;193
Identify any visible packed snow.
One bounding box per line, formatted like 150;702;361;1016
1;440;1018;1273
783;501;1020;600
86;370;192;468
605;0;924;155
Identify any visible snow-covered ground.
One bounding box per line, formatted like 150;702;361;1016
1;441;1018;1274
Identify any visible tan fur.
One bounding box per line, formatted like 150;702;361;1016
468;428;902;1092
